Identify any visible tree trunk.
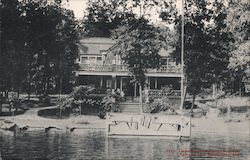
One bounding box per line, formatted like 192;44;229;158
17;85;21;98
191;93;196;117
0;96;2;113
227;105;231;120
28;73;31;101
239;82;242;97
181;85;188;109
60;76;63;95
45;77;49;96
5;90;8;99
9;103;11;112
139;84;143;114
58;105;62;119
28;89;31;101
184;86;188;103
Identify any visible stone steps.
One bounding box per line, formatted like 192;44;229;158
118;103;141;114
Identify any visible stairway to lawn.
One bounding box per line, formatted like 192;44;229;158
118;102;141;114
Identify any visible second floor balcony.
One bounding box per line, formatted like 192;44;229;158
78;63;181;74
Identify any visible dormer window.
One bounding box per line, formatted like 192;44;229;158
80;56;103;64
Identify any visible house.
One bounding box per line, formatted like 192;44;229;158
75;38;182;110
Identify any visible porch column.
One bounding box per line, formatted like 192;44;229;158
148;77;151;89
112;75;116;89
155;77;158;89
167;58;169;69
75;75;79;85
120;77;123;91
114;77;117;89
212;84;216;99
134;83;137;97
145;77;149;102
100;76;103;87
145;77;149;90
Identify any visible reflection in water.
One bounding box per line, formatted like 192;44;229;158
0;130;249;160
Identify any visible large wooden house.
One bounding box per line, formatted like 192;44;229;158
75;38;182;112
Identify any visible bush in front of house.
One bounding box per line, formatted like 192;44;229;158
98;90;121;119
143;97;176;114
57;86;121;119
58;85;103;117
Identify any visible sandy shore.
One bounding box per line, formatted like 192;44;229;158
0;106;105;130
0;106;249;136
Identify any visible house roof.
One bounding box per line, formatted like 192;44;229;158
78;37;174;57
79;38;116;55
80;37;116;44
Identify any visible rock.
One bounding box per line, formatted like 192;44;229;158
20;126;29;131
45;126;56;132
0;120;17;131
207;108;220;117
225;119;232;123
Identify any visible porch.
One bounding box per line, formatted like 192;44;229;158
76;75;181;104
78;64;181;74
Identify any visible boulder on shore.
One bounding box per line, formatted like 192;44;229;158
0;120;17;131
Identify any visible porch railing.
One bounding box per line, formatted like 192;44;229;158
78;64;181;74
148;89;181;97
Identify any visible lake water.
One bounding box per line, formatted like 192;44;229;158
0;130;249;160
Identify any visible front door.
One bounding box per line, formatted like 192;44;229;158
121;77;139;102
121;77;134;97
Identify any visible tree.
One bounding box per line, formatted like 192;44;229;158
112;16;164;110
226;40;250;95
23;0;80;96
0;0;80;101
160;0;234;110
226;0;250;94
83;0;127;37
0;0;26;98
82;0;161;38
227;0;249;44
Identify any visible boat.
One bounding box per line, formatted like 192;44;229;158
107;113;191;138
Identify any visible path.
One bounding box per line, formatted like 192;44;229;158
2;105;106;130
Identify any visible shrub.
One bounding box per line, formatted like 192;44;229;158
98;92;121;119
8;92;24;112
58;85;103;117
183;101;198;109
58;85;122;118
144;97;173;113
101;95;120;112
38;95;51;105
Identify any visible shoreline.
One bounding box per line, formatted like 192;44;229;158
0;106;249;136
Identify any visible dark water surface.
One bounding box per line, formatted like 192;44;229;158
0;129;249;160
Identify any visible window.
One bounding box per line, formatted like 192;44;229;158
89;57;95;63
96;57;102;64
81;56;103;64
81;57;88;64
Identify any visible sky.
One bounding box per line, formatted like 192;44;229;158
62;0;88;18
62;0;182;19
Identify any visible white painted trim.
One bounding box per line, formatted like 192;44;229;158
75;71;182;77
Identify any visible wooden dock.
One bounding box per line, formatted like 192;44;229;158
107;113;191;138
